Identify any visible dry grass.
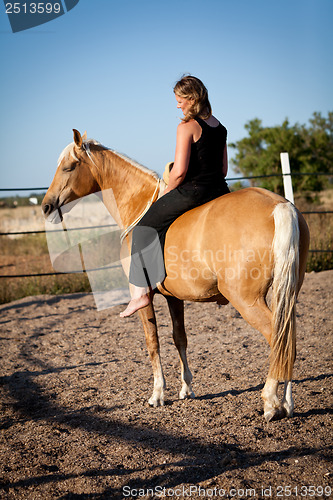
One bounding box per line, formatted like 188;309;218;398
0;234;91;304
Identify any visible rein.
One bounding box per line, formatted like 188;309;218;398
82;142;162;245
120;179;161;244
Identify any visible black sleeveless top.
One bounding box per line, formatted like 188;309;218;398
183;117;227;190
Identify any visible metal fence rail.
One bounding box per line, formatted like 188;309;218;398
0;224;118;236
0;171;332;192
1;212;332;237
1;172;332;279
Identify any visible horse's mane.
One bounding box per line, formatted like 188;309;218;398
57;139;160;182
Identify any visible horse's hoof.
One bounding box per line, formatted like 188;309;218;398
179;387;195;400
264;409;276;423
148;395;164;407
264;406;287;422
282;402;294;418
179;383;195;399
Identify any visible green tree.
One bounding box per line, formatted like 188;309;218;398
229;112;333;194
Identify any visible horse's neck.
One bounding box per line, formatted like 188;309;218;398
92;148;159;229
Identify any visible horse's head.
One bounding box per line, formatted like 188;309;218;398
42;129;100;221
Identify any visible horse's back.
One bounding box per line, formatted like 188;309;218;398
165;187;283;252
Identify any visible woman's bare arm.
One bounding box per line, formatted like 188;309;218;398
163;122;193;194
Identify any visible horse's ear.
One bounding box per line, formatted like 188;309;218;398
73;129;82;148
82;131;87;141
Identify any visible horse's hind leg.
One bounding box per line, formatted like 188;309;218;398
139;303;166;407
166;296;195;400
221;290;284;421
261;379;294;421
226;294;294;421
261;378;283;422
281;380;294;417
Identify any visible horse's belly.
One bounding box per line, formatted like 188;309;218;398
162;254;220;300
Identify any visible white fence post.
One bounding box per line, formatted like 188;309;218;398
280;152;294;204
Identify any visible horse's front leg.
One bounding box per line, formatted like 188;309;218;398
166;296;195;400
139;302;166;407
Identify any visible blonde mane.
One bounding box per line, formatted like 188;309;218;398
111;149;160;181
57;139;160;182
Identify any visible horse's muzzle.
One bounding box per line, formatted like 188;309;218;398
41;195;63;223
42;202;54;218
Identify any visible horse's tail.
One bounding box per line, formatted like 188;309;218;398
269;201;300;381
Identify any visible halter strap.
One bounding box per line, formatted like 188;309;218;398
82;141;98;166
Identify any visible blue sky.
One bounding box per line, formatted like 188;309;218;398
0;0;332;195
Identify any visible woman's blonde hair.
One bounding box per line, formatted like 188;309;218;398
173;75;212;122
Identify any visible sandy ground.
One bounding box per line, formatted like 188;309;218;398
0;270;332;499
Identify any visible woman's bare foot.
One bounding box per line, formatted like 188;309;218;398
120;294;150;317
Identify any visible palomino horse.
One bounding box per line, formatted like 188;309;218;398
42;130;310;422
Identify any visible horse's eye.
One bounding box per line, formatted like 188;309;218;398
63;162;79;172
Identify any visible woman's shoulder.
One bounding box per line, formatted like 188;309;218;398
177;118;198;128
177;119;201;134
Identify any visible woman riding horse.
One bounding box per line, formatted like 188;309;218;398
120;75;230;317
